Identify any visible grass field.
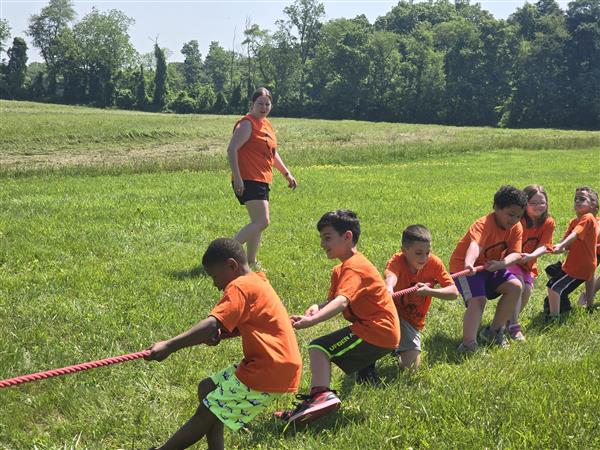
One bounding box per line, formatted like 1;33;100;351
1;100;600;449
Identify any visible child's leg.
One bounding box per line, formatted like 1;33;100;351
157;403;223;450
463;296;486;346
398;350;420;370
309;347;332;390
520;282;533;312
234;200;269;264
547;287;561;316
509;274;525;325
491;278;521;331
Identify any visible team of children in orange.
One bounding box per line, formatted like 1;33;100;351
145;181;599;450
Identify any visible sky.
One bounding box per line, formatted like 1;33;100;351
1;0;570;63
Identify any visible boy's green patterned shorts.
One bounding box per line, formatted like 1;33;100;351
202;365;280;431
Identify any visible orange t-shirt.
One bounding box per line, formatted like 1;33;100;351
385;253;454;331
210;272;302;393
562;213;599;280
233;114;277;184
328;252;400;349
449;213;523;273
597;218;600;257
519;216;555;276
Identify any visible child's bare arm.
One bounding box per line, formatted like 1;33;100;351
291;295;349;329
416;283;458;300
464;240;480;272
384;271;398;294
145;316;221;362
554;231;577;252
521;245;550;263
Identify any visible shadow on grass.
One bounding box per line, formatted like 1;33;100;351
240;407;367;446
170;265;207;280
423;332;465;366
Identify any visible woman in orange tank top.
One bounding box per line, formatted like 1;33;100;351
227;87;297;268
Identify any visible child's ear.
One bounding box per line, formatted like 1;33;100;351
344;230;353;242
226;258;239;272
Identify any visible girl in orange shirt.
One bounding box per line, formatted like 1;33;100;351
506;185;555;340
227;87;297;268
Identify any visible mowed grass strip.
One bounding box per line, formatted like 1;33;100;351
1;148;599;448
2;100;599;175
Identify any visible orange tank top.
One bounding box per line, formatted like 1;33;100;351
233;114;277;184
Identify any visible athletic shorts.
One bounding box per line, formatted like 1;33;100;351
507;265;534;287
395;318;421;353
546;266;585;298
202;365;280;431
454;268;516;305
233;180;270;205
307;326;391;374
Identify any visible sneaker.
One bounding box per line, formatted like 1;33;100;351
544;313;561;325
507;323;526;341
479;326;509;349
457;342;479;353
356;363;380;385
274;390;341;424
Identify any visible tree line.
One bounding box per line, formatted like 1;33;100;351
1;0;598;128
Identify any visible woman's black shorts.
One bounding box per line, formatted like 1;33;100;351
233;180;270;205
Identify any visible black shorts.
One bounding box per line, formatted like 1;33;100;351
233;180;270;205
307;326;391;374
546;265;585;297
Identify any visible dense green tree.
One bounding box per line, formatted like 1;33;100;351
565;0;600;128
0;19;11;58
181;40;203;86
311;16;372;118
135;65;148;109
213;90;228;113
73;8;135;106
204;41;231;93
5;37;28;98
153;42;168;110
27;0;76;95
503;0;570;127
282;0;325;106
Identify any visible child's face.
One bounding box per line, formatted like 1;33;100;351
403;241;431;271
494;204;525;229
526;193;548;219
204;259;238;290
574;191;595;216
320;225;353;259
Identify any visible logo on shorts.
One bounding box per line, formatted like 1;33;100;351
328;334;352;352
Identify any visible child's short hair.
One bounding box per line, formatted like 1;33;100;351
202;238;247;267
493;185;527;210
402;224;432;247
576;186;599;213
317;209;361;244
523;184;550;227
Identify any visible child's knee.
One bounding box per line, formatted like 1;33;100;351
197;377;217;401
466;296;486;311
502;279;523;296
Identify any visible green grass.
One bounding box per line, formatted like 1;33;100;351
2;99;599;176
1;101;600;449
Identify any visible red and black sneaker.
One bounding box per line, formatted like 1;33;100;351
274;390;341;424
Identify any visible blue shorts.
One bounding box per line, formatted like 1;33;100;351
454;268;516;305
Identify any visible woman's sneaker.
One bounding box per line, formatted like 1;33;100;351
274;390;341;424
479;326;509;349
507;323;526;341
